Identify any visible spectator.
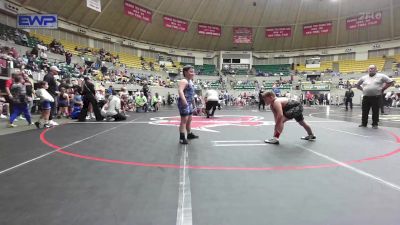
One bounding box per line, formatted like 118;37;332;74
34;81;54;128
101;90;126;121
152;92;161;112
65;51;72;65
344;87;354;111
43;65;60;125
8;74;32;127
135;92;148;112
0;94;9;119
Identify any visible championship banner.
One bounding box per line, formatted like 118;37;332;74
233;27;252;44
163;16;188;32
124;0;152;23
198;23;221;37
265;26;292;38
301;83;331;91
86;0;101;12
346;11;382;30
303;22;332;35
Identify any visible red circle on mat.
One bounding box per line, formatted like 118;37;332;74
40;125;400;171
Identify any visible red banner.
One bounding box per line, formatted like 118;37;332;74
124;1;152;23
233;27;252;44
265;26;292;38
198;23;221;37
303;22;332;35
163;16;188;32
346;11;382;30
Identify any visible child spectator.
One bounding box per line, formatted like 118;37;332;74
70;87;83;119
57;87;69;118
0;95;9;119
8;74;32;127
34;81;54;128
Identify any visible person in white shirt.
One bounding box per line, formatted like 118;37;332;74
101;90;126;121
355;65;394;128
204;89;219;118
34;81;54;128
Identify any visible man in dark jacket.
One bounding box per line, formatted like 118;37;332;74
344;87;354;111
78;77;103;122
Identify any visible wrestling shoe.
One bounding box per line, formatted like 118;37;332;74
264;137;279;145
301;135;316;141
187;133;199;139
179;138;189;144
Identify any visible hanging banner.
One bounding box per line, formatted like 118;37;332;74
124;1;152;23
198;23;221;37
233;27;252;44
346;11;382;30
265;26;292;38
163;16;188;32
86;0;101;12
303;22;332;35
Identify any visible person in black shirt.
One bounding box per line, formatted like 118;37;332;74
258;89;265;110
344;87;354;111
142;81;149;99
78;77;103;122
22;72;33;114
65;51;72;65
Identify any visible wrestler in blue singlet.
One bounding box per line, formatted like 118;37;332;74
178;79;195;116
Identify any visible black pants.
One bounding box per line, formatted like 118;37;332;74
259;101;265;110
361;95;380;126
206;101;218;117
380;95;385;113
49;94;57;121
112;113;126;121
345;98;353;110
78;96;103;121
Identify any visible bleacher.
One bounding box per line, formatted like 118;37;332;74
0;23;41;48
233;83;256;90
235;69;249;75
30;32;81;56
209;81;222;89
118;53;142;69
254;64;291;76
338;58;385;73
30;32;167;72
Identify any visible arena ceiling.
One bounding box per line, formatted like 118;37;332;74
12;0;400;52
